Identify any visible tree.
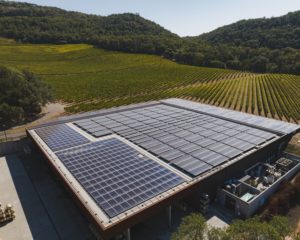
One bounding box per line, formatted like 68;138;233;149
172;213;292;240
295;62;300;75
227;217;282;240
207;227;229;240
209;60;226;69
0;66;53;130
171;213;207;240
269;215;292;238
249;56;269;72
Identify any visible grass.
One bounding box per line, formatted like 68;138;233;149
0;39;299;123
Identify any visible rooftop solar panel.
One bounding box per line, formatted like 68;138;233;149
92;129;112;138
162;98;300;134
209;133;228;142
235;133;265;145
56;138;185;218
160;149;185;162
64;100;285;177
35;124;90;152
222;137;255;151
202;152;228;166
175;159;212;176
149;145;174;155
30;98;297;226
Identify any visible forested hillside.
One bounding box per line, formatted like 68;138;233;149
0;1;182;54
199;11;300;49
0;1;299;74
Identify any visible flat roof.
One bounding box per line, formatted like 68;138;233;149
27;98;299;235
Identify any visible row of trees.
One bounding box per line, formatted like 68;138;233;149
0;1;299;74
172;213;298;240
0;66;52;130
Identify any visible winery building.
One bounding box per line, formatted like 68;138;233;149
27;98;300;239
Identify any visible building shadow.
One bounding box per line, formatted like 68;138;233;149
5;153;95;240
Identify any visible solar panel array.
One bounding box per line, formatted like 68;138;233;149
162;98;300;135
74;104;277;177
56;138;185;218
35;124;90;152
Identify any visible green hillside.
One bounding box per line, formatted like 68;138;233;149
0;1;299;75
198;11;300;49
0;39;299;123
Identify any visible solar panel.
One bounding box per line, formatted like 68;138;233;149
245;129;276;140
52;100;285;177
167;139;190;148
161;99;300;134
235;133;265;145
207;143;242;158
149;145;174;155
209;133;228;142
195;138;216;147
35;124;90;152
184;134;204;142
202;152;228;166
175;159;212;176
222;128;240;137
56;138;185;218
178;143;200;154
160;149;185;162
222;137;255;151
92;129;112;138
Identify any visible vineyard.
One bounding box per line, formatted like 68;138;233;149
0;40;299;123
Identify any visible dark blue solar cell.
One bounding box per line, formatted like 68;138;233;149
35;124;90;152
56;137;185;218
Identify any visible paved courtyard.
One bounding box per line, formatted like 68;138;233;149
0;154;95;240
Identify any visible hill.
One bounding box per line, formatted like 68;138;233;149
0;1;182;54
0;39;299;123
198;11;300;49
188;11;300;74
0;1;299;75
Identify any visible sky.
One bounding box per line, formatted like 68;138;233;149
14;0;300;36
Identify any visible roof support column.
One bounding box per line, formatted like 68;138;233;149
126;228;131;240
167;205;172;228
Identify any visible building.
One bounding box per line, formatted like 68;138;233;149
27;98;300;239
